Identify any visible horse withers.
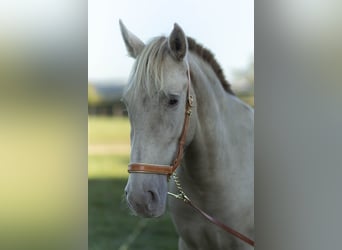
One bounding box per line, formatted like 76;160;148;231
119;20;254;250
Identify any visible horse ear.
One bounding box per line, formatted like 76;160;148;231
168;23;188;61
119;20;145;58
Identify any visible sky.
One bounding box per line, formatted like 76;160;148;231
88;0;254;86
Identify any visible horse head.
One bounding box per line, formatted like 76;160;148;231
119;20;196;217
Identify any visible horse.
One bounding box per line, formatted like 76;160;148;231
119;20;254;250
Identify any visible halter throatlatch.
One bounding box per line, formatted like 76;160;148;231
128;63;193;177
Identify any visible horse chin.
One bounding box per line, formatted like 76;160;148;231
139;208;165;218
127;199;166;218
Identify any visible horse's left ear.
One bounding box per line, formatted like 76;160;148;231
168;23;188;61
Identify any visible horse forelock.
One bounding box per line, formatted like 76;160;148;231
123;35;234;103
123;36;168;102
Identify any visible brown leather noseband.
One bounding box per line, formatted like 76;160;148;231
128;69;193;177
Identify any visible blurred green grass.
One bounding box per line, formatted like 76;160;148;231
88;116;178;250
88;154;129;179
88;116;131;145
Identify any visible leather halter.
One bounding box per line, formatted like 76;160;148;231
128;66;193;177
126;63;255;247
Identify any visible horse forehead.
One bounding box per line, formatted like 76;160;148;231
162;58;188;90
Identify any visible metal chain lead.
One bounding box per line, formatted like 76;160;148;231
167;173;190;203
167;172;255;247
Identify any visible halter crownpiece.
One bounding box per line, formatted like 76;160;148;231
128;62;193;177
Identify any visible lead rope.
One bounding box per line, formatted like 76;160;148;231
168;173;255;247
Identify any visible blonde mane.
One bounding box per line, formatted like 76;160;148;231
123;36;234;102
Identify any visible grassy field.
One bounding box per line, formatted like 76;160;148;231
88;116;178;250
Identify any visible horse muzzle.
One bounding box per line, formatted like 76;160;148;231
125;176;167;218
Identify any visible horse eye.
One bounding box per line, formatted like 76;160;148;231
168;97;179;106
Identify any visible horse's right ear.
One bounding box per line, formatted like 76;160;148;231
168;23;188;61
119;20;145;58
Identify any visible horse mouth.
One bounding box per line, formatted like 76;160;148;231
126;196;165;218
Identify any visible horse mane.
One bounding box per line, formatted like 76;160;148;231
123;36;234;101
187;37;234;95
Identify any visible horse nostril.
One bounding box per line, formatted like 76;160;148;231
147;190;157;202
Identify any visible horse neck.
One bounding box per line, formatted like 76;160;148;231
182;54;254;189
